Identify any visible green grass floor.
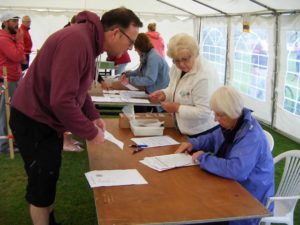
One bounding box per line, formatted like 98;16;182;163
0;123;299;225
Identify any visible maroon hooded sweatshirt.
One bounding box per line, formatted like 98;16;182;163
12;11;104;140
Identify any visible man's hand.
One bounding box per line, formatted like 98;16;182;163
90;126;105;145
93;118;106;131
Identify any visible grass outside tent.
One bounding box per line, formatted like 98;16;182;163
0;120;299;225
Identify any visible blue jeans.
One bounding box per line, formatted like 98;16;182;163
0;81;18;152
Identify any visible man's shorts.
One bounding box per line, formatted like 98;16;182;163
9;107;63;207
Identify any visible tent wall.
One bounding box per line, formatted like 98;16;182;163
0;5;299;142
199;13;300;142
0;9;194;70
274;14;300;142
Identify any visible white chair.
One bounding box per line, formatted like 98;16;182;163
260;150;300;225
264;130;274;152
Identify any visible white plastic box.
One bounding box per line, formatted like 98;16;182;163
129;119;164;136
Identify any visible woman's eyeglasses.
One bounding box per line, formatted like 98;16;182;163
172;55;192;65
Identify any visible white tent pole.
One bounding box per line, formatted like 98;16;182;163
156;0;198;17
224;17;231;85
191;0;228;16
270;14;280;128
249;0;277;14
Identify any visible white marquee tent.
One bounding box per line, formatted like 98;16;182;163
1;0;300;142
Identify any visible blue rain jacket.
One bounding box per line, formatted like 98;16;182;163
189;108;274;225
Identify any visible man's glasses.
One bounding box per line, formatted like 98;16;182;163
119;28;135;46
172;55;192;65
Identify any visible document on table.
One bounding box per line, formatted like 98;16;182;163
91;96;150;104
103;90;148;99
131;135;180;148
124;83;139;91
85;169;148;188
104;131;124;150
140;153;198;171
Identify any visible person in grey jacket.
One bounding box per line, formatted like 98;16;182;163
149;33;220;137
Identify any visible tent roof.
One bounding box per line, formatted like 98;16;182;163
1;0;300;19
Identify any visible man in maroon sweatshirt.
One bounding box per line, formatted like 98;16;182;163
9;8;142;225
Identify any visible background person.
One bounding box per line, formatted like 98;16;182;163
9;8;142;225
19;15;32;71
107;51;131;74
121;32;169;112
149;33;220;137
0;12;24;153
175;86;274;225
146;22;165;58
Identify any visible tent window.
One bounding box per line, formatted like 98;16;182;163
232;28;269;101
201;27;227;84
284;32;300;116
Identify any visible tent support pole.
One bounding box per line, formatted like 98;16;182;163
270;14;280;128
156;0;197;17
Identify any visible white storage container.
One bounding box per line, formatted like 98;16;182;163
129;119;164;136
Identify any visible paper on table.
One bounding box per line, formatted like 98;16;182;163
140;153;198;171
131;135;179;148
104;130;124;150
91;96;150;104
85;169;148;188
103;90;148;99
124;83;139;91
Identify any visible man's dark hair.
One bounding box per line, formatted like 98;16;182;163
134;33;153;53
101;7;143;31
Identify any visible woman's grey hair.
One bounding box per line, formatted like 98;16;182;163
210;86;244;119
166;33;199;59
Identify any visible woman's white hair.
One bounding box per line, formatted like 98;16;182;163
166;33;199;59
210;86;244;119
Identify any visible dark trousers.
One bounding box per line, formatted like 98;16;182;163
9;107;63;207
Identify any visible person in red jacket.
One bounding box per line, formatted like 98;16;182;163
146;22;165;58
107;51;131;74
19;15;32;71
0;12;24;153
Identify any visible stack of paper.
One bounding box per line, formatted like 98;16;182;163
131;135;179;148
85;169;148;188
140;153;198;171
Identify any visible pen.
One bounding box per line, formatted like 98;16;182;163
129;144;148;148
132;147;146;154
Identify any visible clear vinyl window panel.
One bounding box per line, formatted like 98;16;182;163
284;31;300;116
232;28;269;101
201;27;227;84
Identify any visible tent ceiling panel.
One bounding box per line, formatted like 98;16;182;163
195;0;266;14
259;0;300;12
0;0;192;17
1;0;300;18
156;0;217;16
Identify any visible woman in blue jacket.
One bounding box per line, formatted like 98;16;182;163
176;86;274;225
120;33;169;112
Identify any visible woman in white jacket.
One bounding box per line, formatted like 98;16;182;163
149;33;220;137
